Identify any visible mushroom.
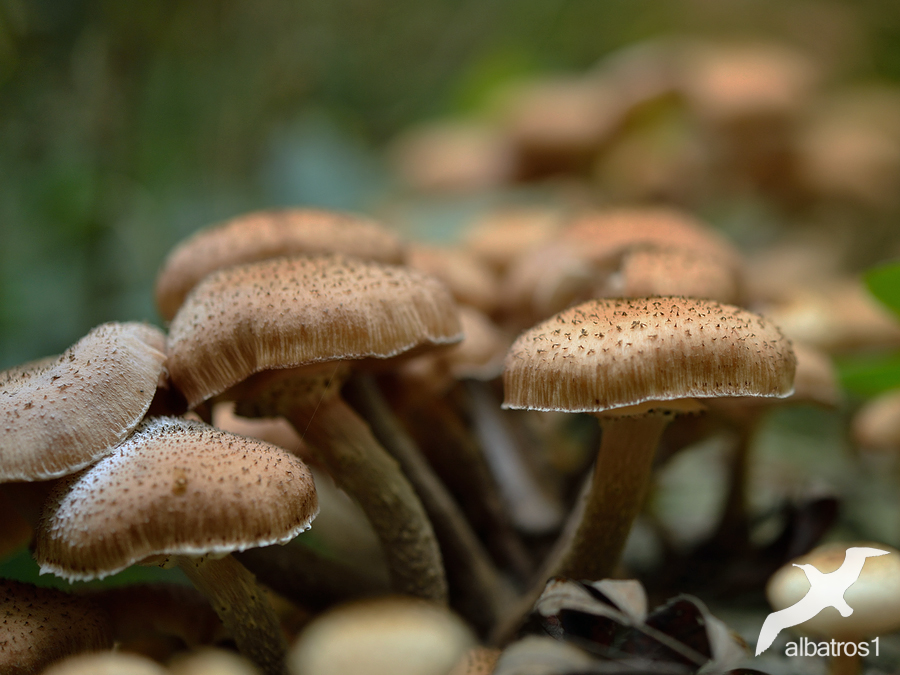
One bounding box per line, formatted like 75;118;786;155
35;416;318;675
287;597;477;675
765;542;900;675
166;254;462;602
39;652;169;675
0;322;166;481
154;208;405;321
0;579;113;674
503;297;796;581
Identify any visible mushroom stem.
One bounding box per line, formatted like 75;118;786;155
343;374;512;634
285;395;448;603
709;415;758;553
553;412;671;580
176;554;287;675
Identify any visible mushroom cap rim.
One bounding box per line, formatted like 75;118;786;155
501;387;795;414
36;515;317;583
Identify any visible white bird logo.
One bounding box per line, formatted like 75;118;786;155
755;547;888;656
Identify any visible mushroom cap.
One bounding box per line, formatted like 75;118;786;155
287;597;476;675
503;297;796;414
40;652;169;675
388;120;516;193
0;322;167;481
405;244;500;314
0;579;113;675
36;416;318;582
603;247;740;304
167;254;463;408
155;208;405;321
681;42;818;123
766;542;900;640
561;207;742;270
853;389;900;451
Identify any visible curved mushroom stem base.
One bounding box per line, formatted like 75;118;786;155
554;413;671;580
177;554;287;675
286;395;449;603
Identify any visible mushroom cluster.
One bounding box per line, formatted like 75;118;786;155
4;33;900;675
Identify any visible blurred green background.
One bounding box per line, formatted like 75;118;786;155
2;0;900;368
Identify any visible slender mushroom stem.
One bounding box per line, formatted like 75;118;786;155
552;412;671;580
284;394;448;603
176;554;287;675
490;412;671;646
709;414;759;553
343;374;512;633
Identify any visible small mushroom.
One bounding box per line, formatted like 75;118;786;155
503;297;796;581
0;322;166;481
287;597;476;675
0;579;113;674
35;416;318;675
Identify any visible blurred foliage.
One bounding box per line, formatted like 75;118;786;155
1;0;900;369
838;260;900;396
866;259;900;318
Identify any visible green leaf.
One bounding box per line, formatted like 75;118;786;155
865;260;900;318
837;352;900;397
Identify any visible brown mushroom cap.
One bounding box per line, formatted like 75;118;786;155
0;322;167;481
604;247;740;303
0;579;113;674
503;297;796;414
405;245;500;314
561;207;742;270
167;254;462;408
36;416;318;581
853;390;900;450
155;208;405;321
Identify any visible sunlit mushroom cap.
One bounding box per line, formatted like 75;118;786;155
0;579;113;674
36;416;318;582
0;322;167;481
155;208;405;321
503;297;796;414
167;254;463;408
40;652;169;675
288;597;476;675
766;542;900;639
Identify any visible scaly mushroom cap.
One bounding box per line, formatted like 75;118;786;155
155;208;405;321
167;254;463;408
36;416;318;582
0;322;167;481
0;579;113;675
503;297;795;414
